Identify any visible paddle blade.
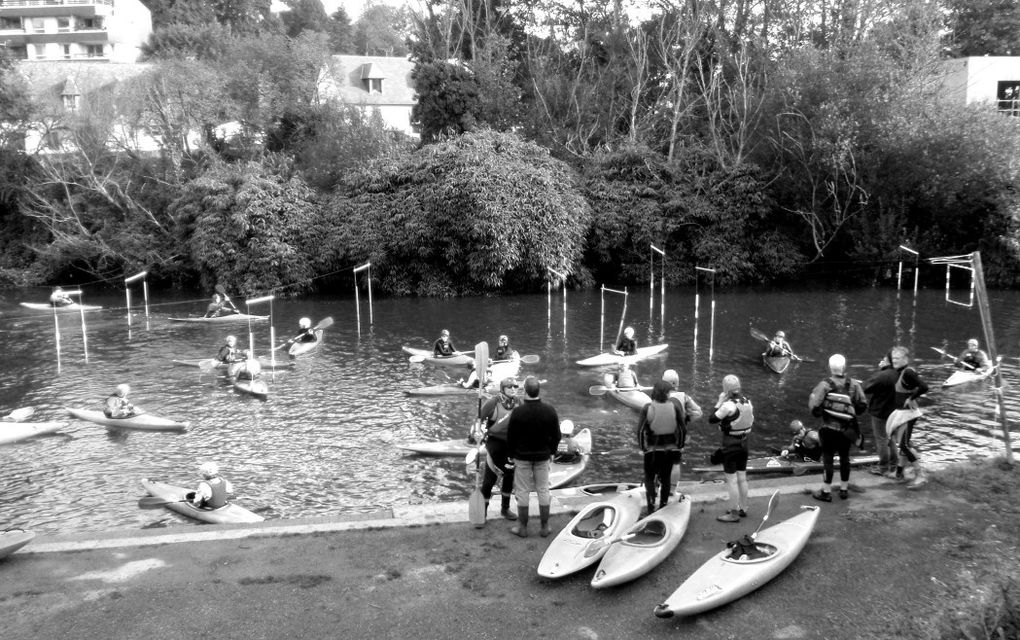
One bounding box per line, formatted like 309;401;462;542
5;407;35;422
215;284;227;295
520;354;540;365
198;359;218;372
583;536;610;558
314;316;334;331
749;327;770;342
588;385;608;396
468;487;486;528
475;342;489;398
138;496;178;509
408;355;426;364
751;490;780;538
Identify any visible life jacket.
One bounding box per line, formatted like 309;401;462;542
485;399;515;441
434;340;455;356
617;337;637;355
203;477;228;509
720;396;753;435
643;400;687;450
494;345;513;360
960;349;985;368
217;345;238;363
822;377;857;423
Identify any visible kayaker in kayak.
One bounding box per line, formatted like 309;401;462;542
614;326;637;356
228;350;262;381
493;334;515;361
459;363;494;389
636;381;688;514
216;335;241;364
189;461;233;509
479;377;519;521
284;318;319;348
103;384;139;419
605;363;639;390
957;338;991;372
49;287;73;307
204;293;239;318
506;377;561;538
808;354;868;502
863;352;899;476
887;346;929;488
709;374;754;523
433;329;458;357
554;419;584;464
781;419;821;461
763;331;792;357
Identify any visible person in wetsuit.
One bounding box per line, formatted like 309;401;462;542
614;326;637;356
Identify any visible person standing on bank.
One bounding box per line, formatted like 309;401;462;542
887;346;930;488
662;368;702;487
808;354;868;501
479;378;519;521
708;375;753;522
506;377;561;538
636;380;688;515
864;352;899;475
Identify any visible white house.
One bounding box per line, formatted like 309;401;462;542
319;55;418;136
940;56;1020;116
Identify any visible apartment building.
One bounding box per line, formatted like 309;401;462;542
0;0;152;64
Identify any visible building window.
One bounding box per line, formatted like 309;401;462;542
33;44;45;59
0;17;22;30
998;81;1020;116
8;46;27;60
62;44;71;59
57;17;71;32
363;78;383;94
78;17;102;30
31;18;45;33
62;94;80;112
84;44;104;58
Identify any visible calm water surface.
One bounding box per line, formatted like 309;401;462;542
2;285;1019;534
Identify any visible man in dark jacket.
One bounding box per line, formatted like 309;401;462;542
863;352;899;475
506;377;561;538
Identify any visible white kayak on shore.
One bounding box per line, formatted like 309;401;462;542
591;497;692;588
0;529;35;560
576;344;669;367
654;505;820;618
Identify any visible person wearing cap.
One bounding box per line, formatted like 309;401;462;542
506;377;561;538
957;338;991;372
189;462;233;509
228;350;262;381
636;380;688;514
614;326;637;356
103;384;139;419
662;369;703;487
49;287;73;307
284;317;319;348
433;329;458;357
554;420;584;464
493;334;516;361
808;354;868;501
216;335;241;364
478;378;519;520
781;419;821;461
708;374;754;522
764;331;793;357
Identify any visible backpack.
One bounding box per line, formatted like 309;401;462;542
820;377;865;423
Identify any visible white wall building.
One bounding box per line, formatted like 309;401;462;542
941;56;1020;116
319;55;418;136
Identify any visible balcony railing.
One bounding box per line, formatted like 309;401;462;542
0;0;113;7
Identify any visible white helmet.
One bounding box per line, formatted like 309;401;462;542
624;326;635;339
198;461;219;478
560;419;575;435
226;335;237;345
662;369;680;387
115;384;130;397
299;317;311;329
828;354;846;375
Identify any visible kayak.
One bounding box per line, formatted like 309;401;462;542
172;358;295;371
576;344;669;367
654;505;821;618
289;330;323;357
140;479;264;524
943;367;994;388
0;420;67;445
592;497;692;588
397;439;473;457
67;407;189;432
604;387;651;411
169;313;268;323
0;529;35;560
692;454;879;475
233;378;269;400
403;346;474;367
19;302;102;312
405;384;484;397
537;489;643;578
762;354;791;374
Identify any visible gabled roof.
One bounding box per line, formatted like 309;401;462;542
320;55;415;106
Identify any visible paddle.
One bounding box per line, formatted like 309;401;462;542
588;384;653;396
583;530;639;558
751;490;780;539
930;346;977;371
214;284;241;314
468;341;489;529
750;328;813;362
2;407;35;422
275;317;334;351
138;495;194;509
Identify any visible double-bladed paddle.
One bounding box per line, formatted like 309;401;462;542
138;495;195;509
751;490;780;539
749;327;813;362
930;346;977;371
2;407;35;422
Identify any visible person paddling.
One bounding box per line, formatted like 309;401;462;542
284;318;319;349
204;293;238;318
764;331;793;357
957;338;991;373
49;287;73;307
605;362;639;390
228;350;262;381
189;462;233;510
433;329;458;357
493;334;515;361
104;384;139;419
217;335;241;364
614;326;637;356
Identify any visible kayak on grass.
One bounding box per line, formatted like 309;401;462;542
0;529;35;560
654;505;820;618
762;353;791;374
66;407;188;432
172;358;295;371
0;420;67;445
692;454;879;475
140;479;263;524
591;497;692;588
289;330;323;357
168;313;268;323
537;488;643;578
576;344;669;367
19;302;102;312
233;379;269;400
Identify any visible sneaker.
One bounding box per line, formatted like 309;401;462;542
906;476;927;490
839;489;849;500
716;510;741;523
812;490;832;503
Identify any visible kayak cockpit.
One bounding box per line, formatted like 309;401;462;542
626;520;668;546
573;506;616;539
724;541;778;564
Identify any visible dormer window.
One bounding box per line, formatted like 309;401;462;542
364;78;382;93
61;77;81;112
360;63;385;94
63;94;80;111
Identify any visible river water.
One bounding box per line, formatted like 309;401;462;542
1;284;1018;534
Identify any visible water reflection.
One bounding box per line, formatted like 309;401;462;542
0;285;1017;534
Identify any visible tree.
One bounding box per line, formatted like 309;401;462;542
945;0;1020;56
282;0;330;37
142;22;231;60
354;3;409;55
327;7;355;53
411;60;481;142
